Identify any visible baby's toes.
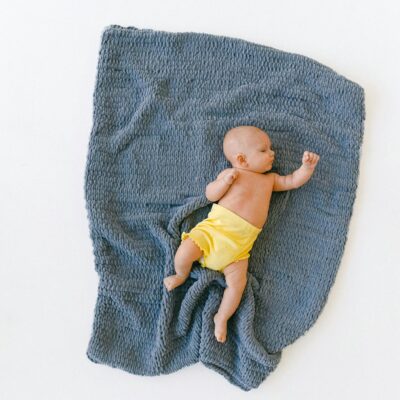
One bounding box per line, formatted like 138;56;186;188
214;327;227;343
163;276;173;291
163;276;180;291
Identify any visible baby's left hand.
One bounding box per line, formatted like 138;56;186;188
302;151;320;169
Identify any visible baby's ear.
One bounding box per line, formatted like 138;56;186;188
236;153;249;167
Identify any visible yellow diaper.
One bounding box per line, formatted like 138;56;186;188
181;203;262;272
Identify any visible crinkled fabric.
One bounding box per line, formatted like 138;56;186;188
84;25;365;391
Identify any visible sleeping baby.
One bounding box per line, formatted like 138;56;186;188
163;125;320;343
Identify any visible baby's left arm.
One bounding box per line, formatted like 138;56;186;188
271;151;320;192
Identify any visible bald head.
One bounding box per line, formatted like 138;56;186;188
223;125;270;165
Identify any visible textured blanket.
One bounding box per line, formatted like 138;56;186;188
84;25;365;391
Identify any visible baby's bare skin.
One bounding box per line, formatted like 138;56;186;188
216;169;273;230
213;154;319;229
163;125;320;343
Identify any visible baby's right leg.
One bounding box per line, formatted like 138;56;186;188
163;237;203;292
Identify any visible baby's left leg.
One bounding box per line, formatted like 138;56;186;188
164;237;203;292
213;258;248;343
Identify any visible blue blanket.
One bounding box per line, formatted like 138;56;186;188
84;25;365;391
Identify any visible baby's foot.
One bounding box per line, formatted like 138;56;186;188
163;274;187;292
213;313;228;343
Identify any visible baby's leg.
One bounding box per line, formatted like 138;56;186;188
163;237;203;292
213;258;248;343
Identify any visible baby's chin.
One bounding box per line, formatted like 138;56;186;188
255;167;273;174
263;164;273;173
237;165;273;173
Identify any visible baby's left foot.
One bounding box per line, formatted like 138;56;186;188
163;274;187;291
213;313;227;343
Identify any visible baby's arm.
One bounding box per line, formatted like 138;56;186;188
205;168;238;201
271;151;320;192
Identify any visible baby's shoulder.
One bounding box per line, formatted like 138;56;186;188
261;172;277;184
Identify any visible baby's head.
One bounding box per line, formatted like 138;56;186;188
223;125;275;173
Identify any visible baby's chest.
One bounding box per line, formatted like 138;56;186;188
231;175;272;199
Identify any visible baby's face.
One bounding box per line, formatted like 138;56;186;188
243;131;275;173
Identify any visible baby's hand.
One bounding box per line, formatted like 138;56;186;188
223;169;239;185
302;151;320;169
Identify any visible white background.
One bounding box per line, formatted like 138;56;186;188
1;1;399;399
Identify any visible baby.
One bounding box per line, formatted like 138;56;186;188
164;125;320;343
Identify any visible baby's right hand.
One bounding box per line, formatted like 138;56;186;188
223;169;239;185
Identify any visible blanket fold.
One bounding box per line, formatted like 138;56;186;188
85;24;365;391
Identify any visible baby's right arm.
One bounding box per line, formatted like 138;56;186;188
205;168;237;201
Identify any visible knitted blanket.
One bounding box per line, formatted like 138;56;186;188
84;25;365;391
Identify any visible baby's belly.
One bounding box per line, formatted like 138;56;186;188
217;196;270;229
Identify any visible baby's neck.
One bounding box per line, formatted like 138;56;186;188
233;167;263;175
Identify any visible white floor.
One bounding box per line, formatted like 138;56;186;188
1;1;399;399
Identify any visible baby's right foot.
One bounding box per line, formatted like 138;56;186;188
163;274;187;291
213;313;228;343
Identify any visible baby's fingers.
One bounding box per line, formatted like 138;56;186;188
224;171;238;184
302;151;320;167
312;153;320;164
309;153;320;166
302;151;310;163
